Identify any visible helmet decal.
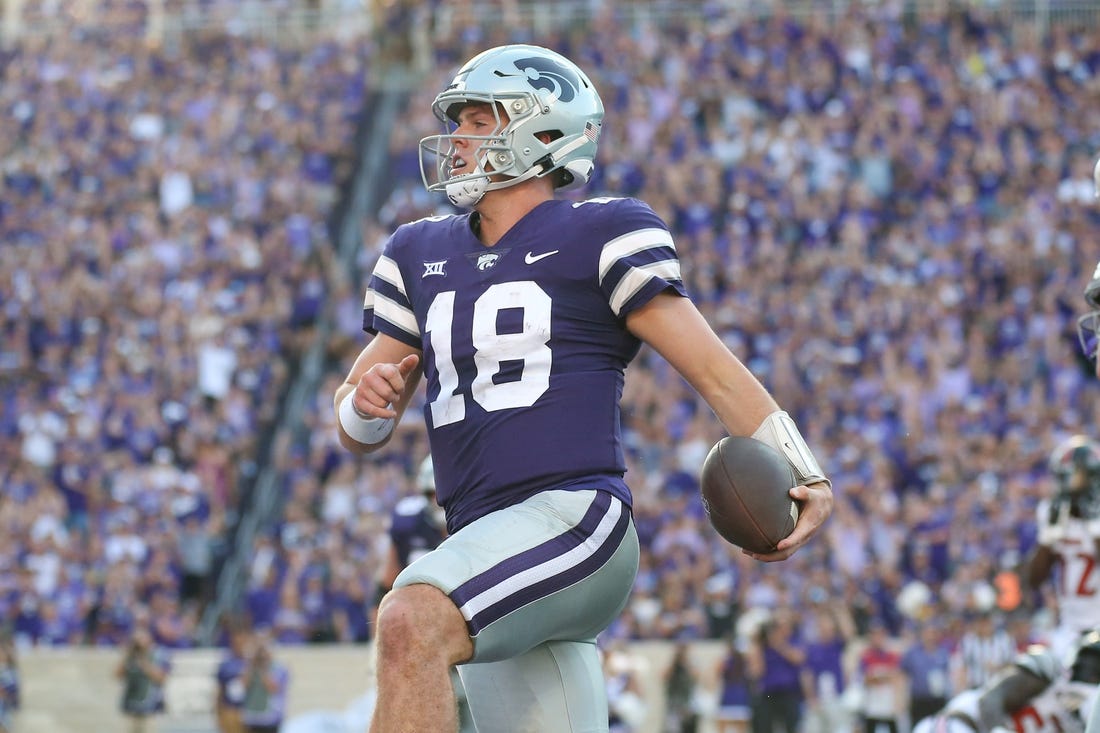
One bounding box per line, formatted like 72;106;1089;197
512;56;580;103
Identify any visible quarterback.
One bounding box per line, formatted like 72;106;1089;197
334;44;833;732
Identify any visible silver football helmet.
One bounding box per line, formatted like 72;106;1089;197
419;44;604;207
416;455;435;494
1077;259;1100;360
1049;435;1100;519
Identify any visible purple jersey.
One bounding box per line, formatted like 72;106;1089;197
364;197;685;531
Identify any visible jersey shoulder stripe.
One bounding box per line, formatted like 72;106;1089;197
587;201;684;317
608;259;682;316
598;227;676;282
363;228;424;343
372;255;407;295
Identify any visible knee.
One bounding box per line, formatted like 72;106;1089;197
375;584;471;665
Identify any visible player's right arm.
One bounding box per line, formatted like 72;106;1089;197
334;333;422;454
972;663;1050;729
922;666;1047;733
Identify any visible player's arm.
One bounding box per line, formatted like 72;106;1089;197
1023;545;1057;590
334;332;422;453
625;292;833;560
972;664;1049;728
1022;501;1064;590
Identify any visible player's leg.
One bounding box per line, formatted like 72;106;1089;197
387;488;638;732
458;640;607;733
370;583;472;733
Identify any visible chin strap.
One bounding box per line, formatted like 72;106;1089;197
446;138;588;208
446;176;491;207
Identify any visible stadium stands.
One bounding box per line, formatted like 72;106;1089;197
5;1;1100;731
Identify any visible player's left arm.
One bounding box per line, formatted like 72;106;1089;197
625;292;833;560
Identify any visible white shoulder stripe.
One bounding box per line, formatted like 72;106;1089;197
609;260;682;316
598;228;676;283
373;255;407;297
371;292;419;337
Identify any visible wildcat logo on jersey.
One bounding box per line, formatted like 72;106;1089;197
513;56;579;103
423;260;447;278
476;253;500;271
465;247;509;272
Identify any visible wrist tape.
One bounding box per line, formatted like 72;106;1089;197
338;391;395;445
751;410;831;489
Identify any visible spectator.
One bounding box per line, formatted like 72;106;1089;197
240;632;290;733
714;636;752;733
856;621;904;733
215;620;253;733
750;609;805;733
176;513;217;616
901;620;952;726
801;602;858;733
116;623;171;733
664;642;701;733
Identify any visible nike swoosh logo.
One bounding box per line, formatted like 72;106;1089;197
524;250;559;264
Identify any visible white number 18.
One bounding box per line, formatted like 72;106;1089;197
425;281;552;427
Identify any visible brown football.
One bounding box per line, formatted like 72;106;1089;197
700;436;800;554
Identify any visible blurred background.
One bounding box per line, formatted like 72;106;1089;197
2;0;1100;731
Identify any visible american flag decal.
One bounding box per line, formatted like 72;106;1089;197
584;121;600;143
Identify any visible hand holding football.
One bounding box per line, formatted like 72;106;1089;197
700;436;800;554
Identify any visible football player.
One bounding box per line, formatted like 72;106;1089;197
911;629;1100;733
1075;158;1100;376
1069;156;1100;733
374;456;447;604
334;44;833;732
1024;436;1100;662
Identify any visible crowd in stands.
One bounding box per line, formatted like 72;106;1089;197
0;3;369;648
5;0;1100;729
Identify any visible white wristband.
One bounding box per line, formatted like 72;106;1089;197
751;410;830;488
338;392;395;445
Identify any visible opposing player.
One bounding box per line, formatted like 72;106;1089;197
1075;157;1100;733
1075;158;1100;377
1024;436;1100;662
911;629;1100;733
334;44;833;732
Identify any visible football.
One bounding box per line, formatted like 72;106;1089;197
700;436;800;554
